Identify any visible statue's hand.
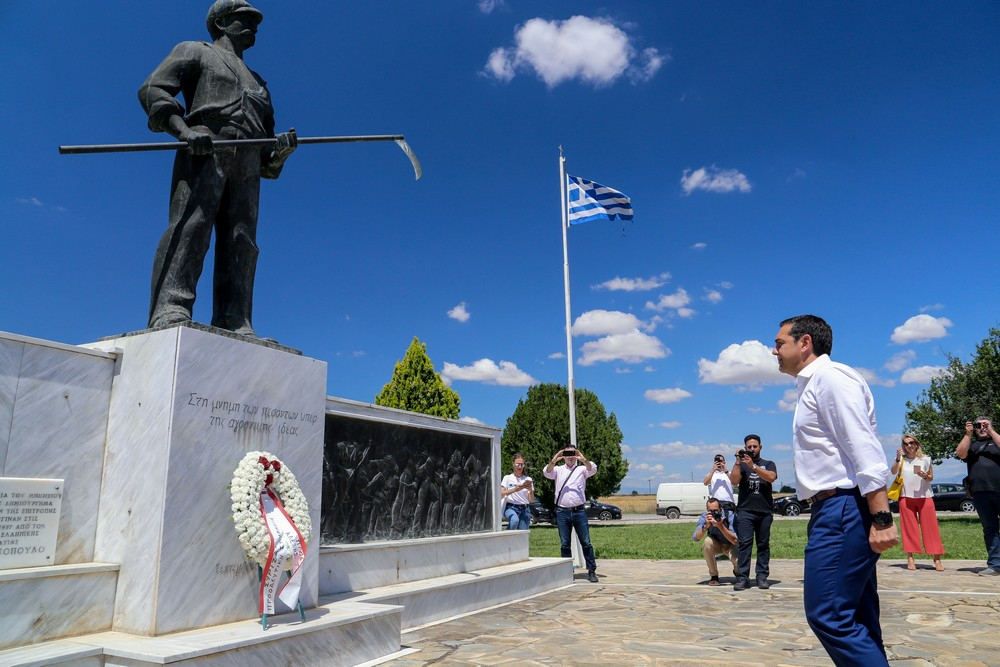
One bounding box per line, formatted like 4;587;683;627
273;128;297;161
180;128;214;155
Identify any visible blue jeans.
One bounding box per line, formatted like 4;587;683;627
735;510;772;581
972;490;1000;571
804;488;887;666
504;504;532;530
555;507;597;572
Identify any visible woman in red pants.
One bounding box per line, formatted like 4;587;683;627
893;435;944;571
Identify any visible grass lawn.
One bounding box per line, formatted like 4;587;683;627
528;515;988;561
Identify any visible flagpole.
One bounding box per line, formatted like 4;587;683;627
559;148;578;449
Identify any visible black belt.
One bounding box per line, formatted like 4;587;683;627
558;504;585;512
507;503;529;507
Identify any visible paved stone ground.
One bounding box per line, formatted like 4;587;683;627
376;558;1000;666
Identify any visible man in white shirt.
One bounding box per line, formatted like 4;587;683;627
774;314;898;666
544;447;599;582
703;454;735;511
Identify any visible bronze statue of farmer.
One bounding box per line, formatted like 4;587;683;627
138;0;296;336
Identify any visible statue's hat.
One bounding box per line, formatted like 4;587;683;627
206;0;263;38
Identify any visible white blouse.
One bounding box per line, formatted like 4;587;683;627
900;455;933;499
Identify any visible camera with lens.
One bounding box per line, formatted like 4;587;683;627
713;454;724;463
736;449;747;460
709;509;723;522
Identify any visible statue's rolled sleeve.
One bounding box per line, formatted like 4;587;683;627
138;42;200;133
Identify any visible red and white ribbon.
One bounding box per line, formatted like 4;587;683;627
258;487;308;614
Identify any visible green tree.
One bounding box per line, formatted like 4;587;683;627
375;337;460;419
904;325;1000;462
500;383;628;506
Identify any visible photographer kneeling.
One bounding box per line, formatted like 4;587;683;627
693;497;738;586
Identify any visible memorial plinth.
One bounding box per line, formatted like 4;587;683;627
88;326;326;635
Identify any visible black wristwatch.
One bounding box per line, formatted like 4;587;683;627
871;510;893;528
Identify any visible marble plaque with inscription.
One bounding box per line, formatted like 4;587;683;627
0;478;63;569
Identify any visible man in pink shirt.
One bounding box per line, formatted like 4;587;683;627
544;447;599;582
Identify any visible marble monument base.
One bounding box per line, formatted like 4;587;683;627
87;326;327;636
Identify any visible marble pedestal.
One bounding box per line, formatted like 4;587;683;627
88;327;327;636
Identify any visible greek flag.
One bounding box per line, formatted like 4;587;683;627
566;175;633;225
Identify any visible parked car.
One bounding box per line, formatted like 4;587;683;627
586;499;622;520
773;494;809;516
524;499;623;523
889;483;976;513
528;500;553;525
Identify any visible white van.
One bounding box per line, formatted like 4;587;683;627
655;482;709;519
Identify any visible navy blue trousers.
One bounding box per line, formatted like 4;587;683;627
804;488;887;666
555;507;597;572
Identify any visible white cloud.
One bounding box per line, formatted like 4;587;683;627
16;197;43;207
645;288;691;312
676;307;696;318
855;367;896;388
691;242;707;250
482;16;666;87
459;415;486;425
658;421;682;428
680;166;751;195
593;272;670;292
900;366;949;384
441;359;537;386
477;0;505;14
704;289;723;304
572;309;645;336
548;351;566;360
447;302;470;323
884;350;916;373
719;281;734;289
578;331;669;366
890;314;953;344
647;441;704;457
777;388;797;412
644;387;692;404
698;340;787;386
630;462;665;473
919;303;945;312
614;367;633;374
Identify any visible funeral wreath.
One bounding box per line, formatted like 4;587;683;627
230;451;312;567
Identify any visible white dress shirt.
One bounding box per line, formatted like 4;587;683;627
792;354;891;500
544;461;596;508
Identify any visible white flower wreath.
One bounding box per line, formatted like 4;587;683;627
230;451;312;567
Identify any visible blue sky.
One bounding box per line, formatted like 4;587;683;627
3;2;998;492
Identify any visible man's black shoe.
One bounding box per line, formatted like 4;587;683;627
733;578;748;591
587;570;599;583
756;577;770;589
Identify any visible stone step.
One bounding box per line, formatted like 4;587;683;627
0;599;401;667
321;556;572;630
0;563;119;651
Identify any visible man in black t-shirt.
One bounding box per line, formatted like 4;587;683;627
730;434;778;591
957;417;1000;576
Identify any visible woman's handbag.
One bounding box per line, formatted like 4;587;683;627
887;470;903;501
